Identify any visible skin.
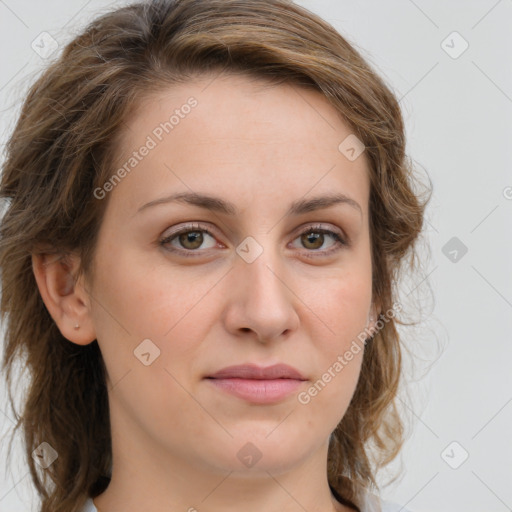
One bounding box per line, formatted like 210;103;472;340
33;73;378;512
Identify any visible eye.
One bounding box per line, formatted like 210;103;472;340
160;223;221;255
290;224;347;256
159;222;348;258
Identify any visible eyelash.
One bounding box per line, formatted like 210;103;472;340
159;223;348;258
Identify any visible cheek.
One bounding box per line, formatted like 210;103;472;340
299;280;367;425
90;244;215;338
306;263;372;342
88;248;223;385
299;256;371;408
296;336;364;441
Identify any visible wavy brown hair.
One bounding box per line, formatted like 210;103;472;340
0;1;430;511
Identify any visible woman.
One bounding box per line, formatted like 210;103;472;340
0;1;430;511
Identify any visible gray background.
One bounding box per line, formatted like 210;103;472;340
1;1;511;511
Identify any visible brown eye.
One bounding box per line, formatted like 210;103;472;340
160;223;219;255
301;231;324;250
178;231;204;250
290;225;347;256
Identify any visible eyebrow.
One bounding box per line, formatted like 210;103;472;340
136;191;362;217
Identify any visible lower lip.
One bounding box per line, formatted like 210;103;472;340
206;378;304;404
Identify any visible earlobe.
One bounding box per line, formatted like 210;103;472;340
31;252;96;345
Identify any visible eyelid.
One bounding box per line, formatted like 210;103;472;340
161;222;220;241
293;222;346;241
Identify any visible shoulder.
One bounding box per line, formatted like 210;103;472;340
80;498;98;512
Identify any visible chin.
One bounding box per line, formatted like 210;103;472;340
201;432;318;475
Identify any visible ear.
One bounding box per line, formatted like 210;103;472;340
32;251;96;345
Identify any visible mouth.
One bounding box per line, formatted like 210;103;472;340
205;364;307;404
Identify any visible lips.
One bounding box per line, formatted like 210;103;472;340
205;364;307;404
206;364;307;381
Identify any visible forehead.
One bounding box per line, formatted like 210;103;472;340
107;72;370;217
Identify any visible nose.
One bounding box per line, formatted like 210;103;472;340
222;246;300;343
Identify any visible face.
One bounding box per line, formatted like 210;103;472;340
86;73;374;476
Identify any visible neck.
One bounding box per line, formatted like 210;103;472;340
93;411;352;512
